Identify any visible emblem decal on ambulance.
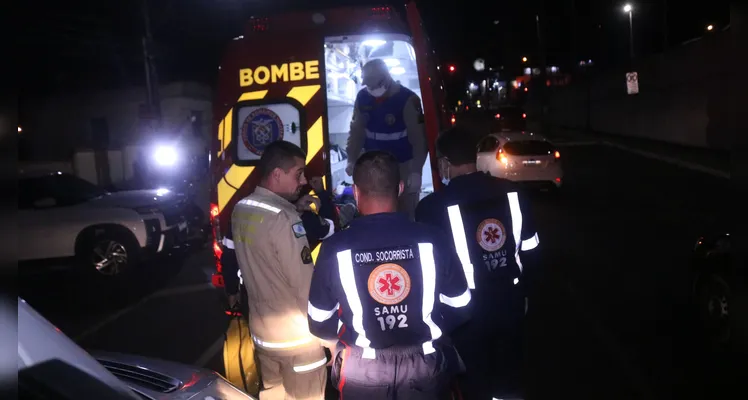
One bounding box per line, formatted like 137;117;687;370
367;263;411;305
241;107;284;156
476;218;507;252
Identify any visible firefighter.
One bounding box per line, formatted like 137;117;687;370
229;141;327;400
345;58;428;220
415;126;540;398
308;151;472;399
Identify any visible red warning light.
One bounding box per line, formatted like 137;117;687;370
449;65;455;72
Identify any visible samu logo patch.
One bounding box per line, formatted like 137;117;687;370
292;222;306;238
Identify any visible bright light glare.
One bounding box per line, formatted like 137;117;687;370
706;24;713;31
623;4;632;12
17;126;22;133
153;146;177;166
362;39;386;48
389;66;406;75
156;188;170;196
383;58;400;67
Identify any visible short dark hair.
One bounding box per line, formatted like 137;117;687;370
436;126;478;166
258;141;306;179
353;151;400;198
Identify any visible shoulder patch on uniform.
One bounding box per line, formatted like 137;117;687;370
292;221;306;238
367;263;411;305
301;246;313;264
476;218;507;251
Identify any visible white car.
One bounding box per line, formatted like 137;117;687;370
18;171;191;279
16;297;255;400
477;132;564;190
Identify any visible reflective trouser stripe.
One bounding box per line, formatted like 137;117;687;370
293;357;328;373
419;243;443;349
251;335;313;349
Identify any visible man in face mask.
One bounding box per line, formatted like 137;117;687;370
345;58;428;220
415;126;540;399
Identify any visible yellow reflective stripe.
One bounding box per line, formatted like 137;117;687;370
311;243;321;264
306;117;324;164
238;90;269;102
217;119;225;157
286;85;320;106
217;166;255;212
220;108;234;157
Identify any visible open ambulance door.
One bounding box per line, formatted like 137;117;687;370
405;0;449;194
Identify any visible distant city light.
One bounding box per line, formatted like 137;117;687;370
706;24;714;31
18;126;22;133
522;56;528;63
623;4;632;13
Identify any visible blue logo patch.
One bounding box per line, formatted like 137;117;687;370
240;107;284;156
292;222;306;238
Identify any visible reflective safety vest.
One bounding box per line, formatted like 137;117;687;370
357;87;415;163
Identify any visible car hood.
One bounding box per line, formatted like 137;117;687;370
87;189;186;211
90;351;255;400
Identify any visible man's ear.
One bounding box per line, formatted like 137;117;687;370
353;185;359;204
398;180;404;197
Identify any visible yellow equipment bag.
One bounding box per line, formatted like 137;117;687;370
223;314;261;396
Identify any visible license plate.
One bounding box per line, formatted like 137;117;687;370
522;160;541;167
178;222;187;231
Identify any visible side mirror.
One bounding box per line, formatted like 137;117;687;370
33;197;57;208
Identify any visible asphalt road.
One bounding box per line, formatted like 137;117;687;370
19;136;742;400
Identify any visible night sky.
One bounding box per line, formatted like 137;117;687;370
20;0;730;97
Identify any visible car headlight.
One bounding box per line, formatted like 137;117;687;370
153;145;178;167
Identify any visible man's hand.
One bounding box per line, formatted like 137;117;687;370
296;194;321;213
309;176;325;193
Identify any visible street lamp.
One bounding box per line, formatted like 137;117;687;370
522;56;528;63
706;24;714;31
623;4;634;60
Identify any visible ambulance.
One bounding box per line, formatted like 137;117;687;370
209;2;450;288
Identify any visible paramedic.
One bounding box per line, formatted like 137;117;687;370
308;151;472;399
345;58;428;220
415;126;540;398
230;140;327;400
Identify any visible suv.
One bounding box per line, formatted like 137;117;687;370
18;171;191;280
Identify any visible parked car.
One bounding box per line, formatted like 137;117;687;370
17;297;256;400
476;132;564;191
18;171;195;280
692;233;746;353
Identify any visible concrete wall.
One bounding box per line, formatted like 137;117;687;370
22;81;214;161
547;29;734;150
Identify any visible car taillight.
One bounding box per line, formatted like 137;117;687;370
494;113;501;119
522;113;527;119
496;149;508;164
210;203;219;221
554;150;560;159
451;115;456;125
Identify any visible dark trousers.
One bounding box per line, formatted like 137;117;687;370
331;343;460;400
453;283;526;399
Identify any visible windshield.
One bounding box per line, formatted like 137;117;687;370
19;173;109;208
502;140;555;156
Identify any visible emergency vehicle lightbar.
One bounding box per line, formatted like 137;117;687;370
370;6;392;19
251;17;270;32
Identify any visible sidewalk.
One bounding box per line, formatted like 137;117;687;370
545;126;731;179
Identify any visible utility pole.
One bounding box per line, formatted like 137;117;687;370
141;0;161;129
535;3;548;135
662;0;668;50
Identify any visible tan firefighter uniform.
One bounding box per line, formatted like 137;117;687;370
232;186;327;400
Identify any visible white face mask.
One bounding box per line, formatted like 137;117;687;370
367;86;387;97
439;159;450;186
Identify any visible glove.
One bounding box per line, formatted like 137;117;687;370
345;162;354;176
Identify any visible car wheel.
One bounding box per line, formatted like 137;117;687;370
79;230;140;281
695;273;732;348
